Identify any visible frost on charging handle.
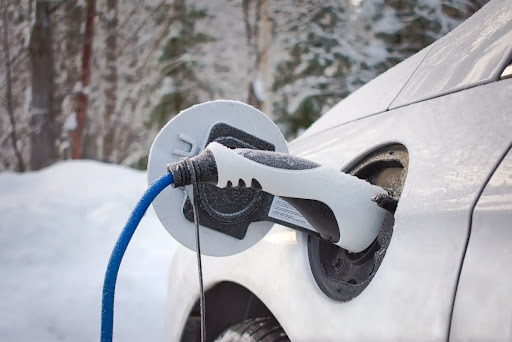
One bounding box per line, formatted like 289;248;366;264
169;141;389;253
206;142;389;253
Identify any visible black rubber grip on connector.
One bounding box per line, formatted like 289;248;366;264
181;123;277;240
372;192;398;214
236;149;320;170
167;149;218;188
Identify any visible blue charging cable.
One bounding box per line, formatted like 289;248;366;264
101;172;174;342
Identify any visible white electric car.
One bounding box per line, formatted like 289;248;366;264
165;0;512;340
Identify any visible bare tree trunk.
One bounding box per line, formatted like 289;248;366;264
58;0;83;145
102;0;118;162
29;1;56;170
28;0;32;19
243;0;263;109
72;0;96;159
256;0;273;116
2;0;25;171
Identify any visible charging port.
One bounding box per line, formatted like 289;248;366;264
307;144;409;301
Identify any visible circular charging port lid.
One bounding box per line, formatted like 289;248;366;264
147;100;288;256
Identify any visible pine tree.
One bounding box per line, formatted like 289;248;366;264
271;0;359;137
359;0;489;69
148;0;215;130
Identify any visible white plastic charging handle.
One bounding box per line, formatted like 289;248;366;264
207;142;388;253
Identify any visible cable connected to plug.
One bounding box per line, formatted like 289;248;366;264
184;158;207;342
101;172;174;342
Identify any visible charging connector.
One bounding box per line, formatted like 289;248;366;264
168;142;389;253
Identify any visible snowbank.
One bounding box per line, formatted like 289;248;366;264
0;161;178;342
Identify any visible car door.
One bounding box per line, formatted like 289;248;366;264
449;147;512;341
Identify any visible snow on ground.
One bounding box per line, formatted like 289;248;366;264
0;160;178;342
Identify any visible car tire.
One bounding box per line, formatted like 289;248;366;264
214;317;290;342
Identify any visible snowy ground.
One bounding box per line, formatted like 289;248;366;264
0;161;178;342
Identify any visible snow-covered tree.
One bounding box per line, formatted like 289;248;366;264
270;0;361;137
359;0;489;67
148;0;215;130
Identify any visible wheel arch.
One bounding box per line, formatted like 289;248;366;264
179;281;278;342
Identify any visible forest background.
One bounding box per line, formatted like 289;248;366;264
0;0;489;172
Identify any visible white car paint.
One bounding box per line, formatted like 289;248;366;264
450;149;512;341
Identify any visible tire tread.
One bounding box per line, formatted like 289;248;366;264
214;317;290;342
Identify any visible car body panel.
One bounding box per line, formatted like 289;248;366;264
450;148;512;342
303;46;431;137
390;0;512;109
167;79;512;341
